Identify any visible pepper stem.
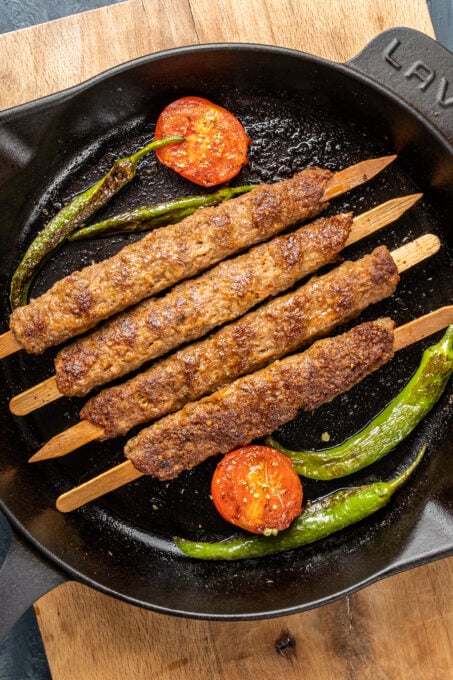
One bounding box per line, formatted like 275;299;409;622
129;136;184;165
436;324;453;359
387;445;427;493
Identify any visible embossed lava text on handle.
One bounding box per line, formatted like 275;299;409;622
384;37;452;108
348;27;453;143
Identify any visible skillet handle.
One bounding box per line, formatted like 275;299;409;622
348;27;453;144
0;522;66;641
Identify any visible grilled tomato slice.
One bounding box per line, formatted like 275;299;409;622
211;445;303;535
155;96;250;187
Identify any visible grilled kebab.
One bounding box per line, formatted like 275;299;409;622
81;246;398;438
125;318;395;479
55;212;353;396
9;167;332;354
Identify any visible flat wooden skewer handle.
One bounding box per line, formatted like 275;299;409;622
391;233;440;273
56;460;144;513
9;190;420;418
0;331;21;358
393;305;453;352
10;376;61;416
55;304;453;513
0;155;398;364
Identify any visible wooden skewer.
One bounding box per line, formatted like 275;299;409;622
0;154;397;364
10;380;57;417
393;304;453;352
344;192;422;246
9;190;420;418
28;420;104;462
389;233;440;273
10;376;63;417
323;154;397;199
0;331;22;357
55;305;453;513
28;231;438;463
56;460;144;513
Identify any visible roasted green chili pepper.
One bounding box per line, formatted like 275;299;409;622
267;325;453;480
9;136;183;309
174;446;426;560
69;185;255;240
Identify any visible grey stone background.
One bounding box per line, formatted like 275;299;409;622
0;0;126;33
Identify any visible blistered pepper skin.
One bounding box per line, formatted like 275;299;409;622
9;137;182;309
174;446;426;560
268;325;453;480
69;185;254;240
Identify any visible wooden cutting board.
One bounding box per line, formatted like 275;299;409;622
1;1;452;678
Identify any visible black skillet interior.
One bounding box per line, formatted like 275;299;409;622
0;43;452;619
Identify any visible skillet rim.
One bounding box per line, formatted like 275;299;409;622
0;36;452;621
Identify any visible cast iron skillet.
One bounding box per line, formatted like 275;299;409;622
0;28;452;638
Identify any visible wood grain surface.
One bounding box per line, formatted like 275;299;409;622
0;0;436;111
34;558;453;680
1;1;452;679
